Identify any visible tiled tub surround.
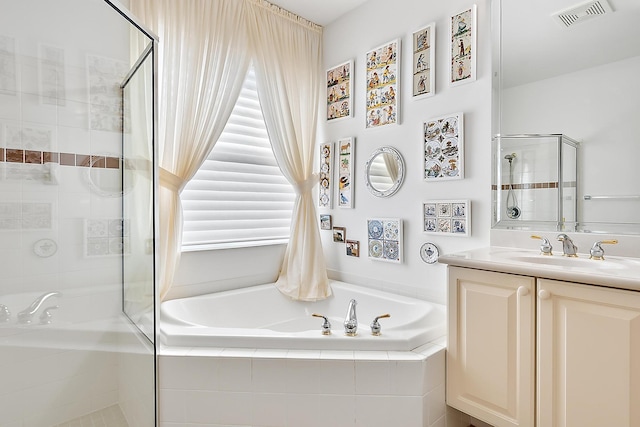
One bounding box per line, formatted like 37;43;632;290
159;341;446;427
159;281;447;426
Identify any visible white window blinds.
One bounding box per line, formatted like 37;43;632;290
180;66;295;250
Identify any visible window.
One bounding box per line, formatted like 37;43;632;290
180;66;295;250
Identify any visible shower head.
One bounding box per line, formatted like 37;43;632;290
504;153;516;162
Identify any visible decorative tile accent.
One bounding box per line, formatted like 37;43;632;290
423;112;464;180
0;35;17;95
423;199;470;236
338;137;354;208
87;54;128;132
84;218;130;257
0;202;52;230
0;148;119;169
319;142;333;208
39;44;66;106
368;218;402;263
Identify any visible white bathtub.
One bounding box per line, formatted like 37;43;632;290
160;280;446;351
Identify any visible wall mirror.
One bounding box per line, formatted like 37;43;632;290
365;146;405;198
493;0;640;235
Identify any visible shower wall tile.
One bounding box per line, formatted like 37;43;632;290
0;93;20;121
22;93;57;125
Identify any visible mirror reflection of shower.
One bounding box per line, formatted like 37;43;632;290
504;153;521;219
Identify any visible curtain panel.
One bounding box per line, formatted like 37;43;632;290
131;0;252;300
247;1;330;301
132;0;329;300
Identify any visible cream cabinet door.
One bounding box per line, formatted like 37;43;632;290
447;267;535;427
537;279;640;427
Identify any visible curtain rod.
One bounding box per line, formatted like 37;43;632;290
249;0;323;33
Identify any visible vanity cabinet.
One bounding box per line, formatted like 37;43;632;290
447;266;640;427
447;267;535;427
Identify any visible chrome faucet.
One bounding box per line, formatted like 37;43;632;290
17;291;62;324
344;299;358;336
556;234;578;257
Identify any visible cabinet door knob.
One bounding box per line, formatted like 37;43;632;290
538;289;551;300
517;286;530;296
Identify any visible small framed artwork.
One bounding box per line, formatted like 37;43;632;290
412;23;435;98
319;142;333;208
326;60;353;121
333;226;346;242
346;240;360;257
449;5;477;86
423;199;470;236
424;112;464;180
320;214;332;230
367;218;403;263
365;38;400;129
338;137;354;208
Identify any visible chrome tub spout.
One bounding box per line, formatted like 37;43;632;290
17;291;62;324
344;299;358;336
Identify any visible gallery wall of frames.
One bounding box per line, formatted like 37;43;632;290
319;0;491;304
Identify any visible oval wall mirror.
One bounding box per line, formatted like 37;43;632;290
364;146;405;198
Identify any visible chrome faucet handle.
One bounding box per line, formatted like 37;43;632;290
0;304;10;323
312;313;332;335
589;239;618;260
40;305;59;325
556;234;578;257
370;313;390;336
531;235;553;255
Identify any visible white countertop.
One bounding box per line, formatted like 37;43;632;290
439;247;640;292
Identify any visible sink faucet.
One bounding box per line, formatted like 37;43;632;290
344;299;358;336
17;291;62;324
556;234;578;257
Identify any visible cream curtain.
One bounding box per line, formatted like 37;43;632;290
131;0;252;299
247;1;331;300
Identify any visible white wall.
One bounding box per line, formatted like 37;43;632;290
319;0;492;304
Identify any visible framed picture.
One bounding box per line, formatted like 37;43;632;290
326;60;353;121
346;240;360;257
412;23;436;98
333;226;346;243
319;214;332;230
449;5;477;86
423;199;470;236
365;39;400;129
319;142;333;208
338;137;354;208
423;112;464;180
367;218;403;263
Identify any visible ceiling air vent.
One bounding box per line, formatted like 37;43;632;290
552;0;614;28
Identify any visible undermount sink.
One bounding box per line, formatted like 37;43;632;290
507;254;630;270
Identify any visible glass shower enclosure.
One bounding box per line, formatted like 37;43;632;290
0;0;157;425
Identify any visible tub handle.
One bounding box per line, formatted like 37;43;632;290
370;313;391;336
312;313;332;335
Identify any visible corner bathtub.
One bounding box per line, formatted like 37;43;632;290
160;280;446;351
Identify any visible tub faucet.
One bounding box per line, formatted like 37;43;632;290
344;299;358;336
556;234;578;257
17;291;62;324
